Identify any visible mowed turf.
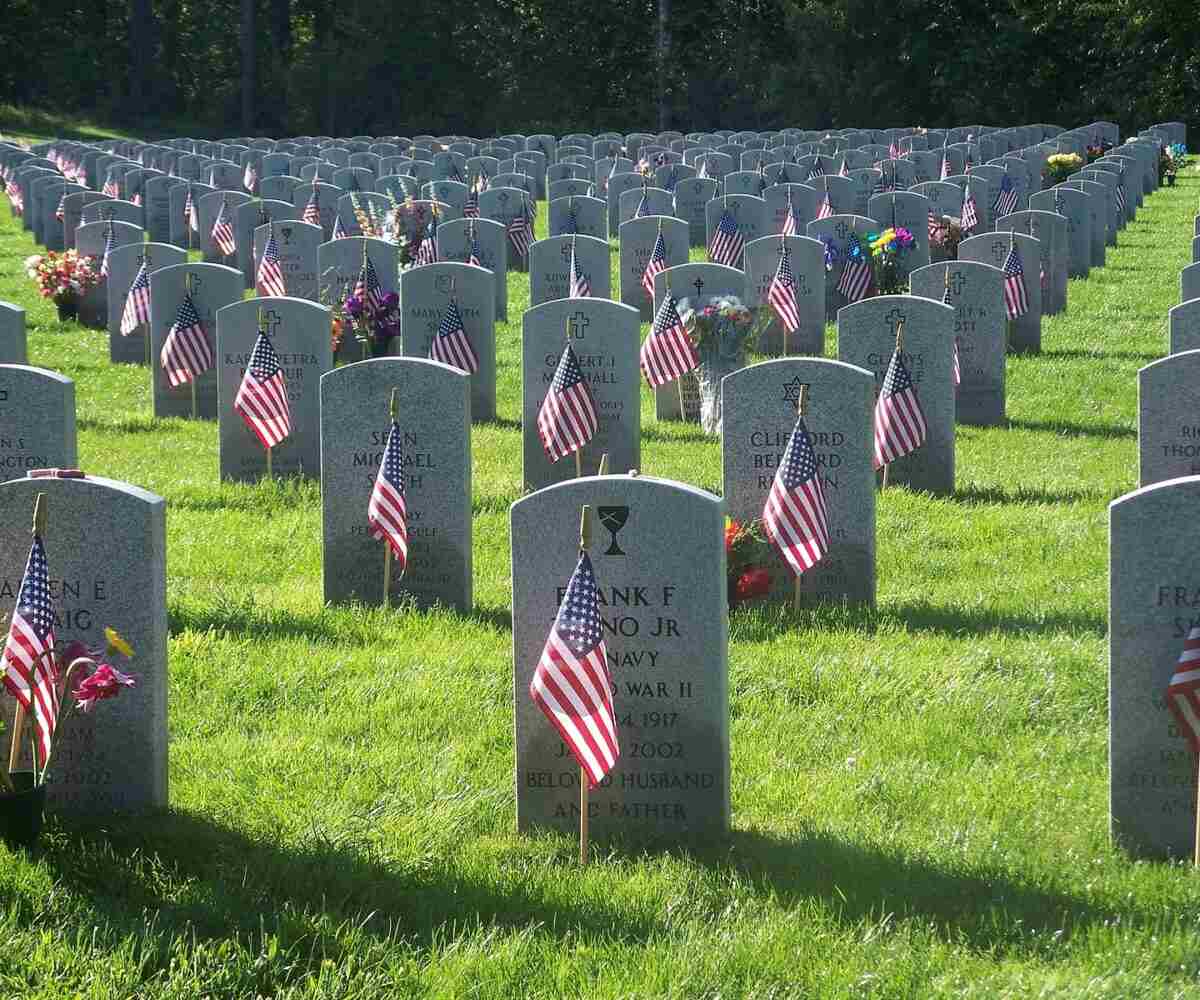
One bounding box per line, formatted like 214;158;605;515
0;150;1197;997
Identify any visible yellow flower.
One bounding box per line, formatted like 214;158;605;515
870;228;896;251
105;627;134;658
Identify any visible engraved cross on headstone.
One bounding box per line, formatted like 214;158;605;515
884;308;906;336
261;309;282;337
834;221;849;241
948;270;966;296
568;311;590;339
693;277;705;298
990;239;1008;261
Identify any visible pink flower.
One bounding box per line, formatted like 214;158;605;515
74;663;136;712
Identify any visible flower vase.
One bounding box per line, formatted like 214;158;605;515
696;354;744;436
56;299;78;323
0;772;46;850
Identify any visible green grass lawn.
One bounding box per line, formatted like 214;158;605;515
0;143;1199;996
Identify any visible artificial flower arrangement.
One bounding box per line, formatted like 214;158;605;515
24;251;100;306
675;294;763;434
1161;144;1190;185
1086;140;1113;163
341;290;400;361
1;628;136;848
1043;152;1083;184
725;518;774;606
866;227;916;295
929;215;964;258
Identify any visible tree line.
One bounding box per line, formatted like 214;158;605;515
1;0;1195;141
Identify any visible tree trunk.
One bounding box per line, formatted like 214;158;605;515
127;0;154;115
657;0;671;131
270;0;291;132
241;0;256;132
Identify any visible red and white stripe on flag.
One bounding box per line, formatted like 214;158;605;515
1168;626;1200;752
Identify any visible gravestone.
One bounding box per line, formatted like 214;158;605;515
548;195;606;240
1030;188;1090;279
0;302;27;364
321;358;473;602
867;191;931;280
290;181;340;240
143;175;183;244
478;187;532;271
62;191;106;250
512;473;729;840
1137;352;1200;486
253;221;320;302
721;358;876;607
763;183;818;236
618;216;689;321
317;237;398;317
105;242;187;364
397;262;496;422
0;474;167;813
807;176;856;216
529;235;611;306
167;182;214;251
215;298;332;482
197;190;250;265
703;196;768;269
910;261;1007;426
81;198;143;230
996;210;1068;315
149;262;243;419
1184;265;1200;306
674;177;720;246
0;365;76;481
744;235;826;356
437;218;508;321
1075;168;1121;243
837;294;956;494
806;214;878;321
259;175;301;203
75;220;145;329
1169;300;1200;355
618;186;673;226
959;231;1043;352
1107;475;1200;857
1061;178;1107;268
522;299;641;491
651;263;747;421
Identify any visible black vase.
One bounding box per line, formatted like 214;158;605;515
56;299;78;322
0;772;46;850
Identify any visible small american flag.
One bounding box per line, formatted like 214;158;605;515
529;549;619;788
836;233;871;302
99;220;116;279
243;161;258;194
1168;625;1200;753
537;343;598;462
354;250;388;315
211;199;236;256
762;414;830;577
2;535;59;765
332;213;348;239
568;238;590;298
160;292;214;386
234;331;291;450
634;189;650;218
708;208;744;266
838;158;849;178
130;187;142;207
302;187;321;226
928;209;944;243
120;258;151;335
368;419;407;570
873;347;927;469
55;192;66;222
888;139;900;159
943;279;961;388
468;225;482;266
1002;243;1029;319
507;208;533;258
816;192;833;220
640;294;697;388
185;186;199;233
781;189;798;236
807;163;825;182
415;213;440;266
960;190;979;233
642;229;667;300
429;299;479;373
940;153;951;180
1115;172;1128;215
697;158;710;180
565;199;579;235
102;175;119;198
257;229;287;297
993;173;1018;217
768;246;801;334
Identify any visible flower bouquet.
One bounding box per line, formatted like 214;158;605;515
866;227;916;295
1043;153;1083;185
1086;140;1113;164
25;251;101;321
929;215;963;261
1;628;136;849
340;290;400;361
1161;144;1189;186
676;294;761;434
725;518;774;606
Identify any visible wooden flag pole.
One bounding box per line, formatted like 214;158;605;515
382;387;399;606
794;385;807;612
578;502;592;865
8;493;46;773
597;453;609;476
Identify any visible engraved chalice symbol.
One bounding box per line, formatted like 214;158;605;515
598;506;630;556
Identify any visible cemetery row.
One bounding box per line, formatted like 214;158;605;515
0;118;1197;860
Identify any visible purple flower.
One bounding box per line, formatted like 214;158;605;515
344;295;364;318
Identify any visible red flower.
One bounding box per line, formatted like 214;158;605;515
735;568;771;601
74;663;136;713
724;519;741;552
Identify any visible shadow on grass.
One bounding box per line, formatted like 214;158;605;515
951;483;1106;505
1005;416;1137;439
730;597;1104;642
1040;348;1161;363
33;809;663;982
691;828;1145;957
642;423;718;445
